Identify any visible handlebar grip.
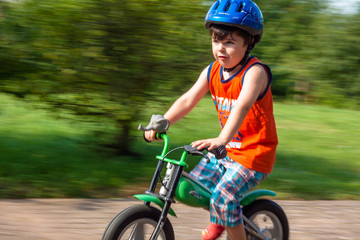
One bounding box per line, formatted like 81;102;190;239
183;145;227;161
142;132;163;142
209;146;227;159
155;133;162;139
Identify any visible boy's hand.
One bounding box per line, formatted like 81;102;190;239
139;114;170;142
144;130;159;142
191;137;227;151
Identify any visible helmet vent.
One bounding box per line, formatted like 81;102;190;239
237;2;244;12
224;1;231;11
214;1;220;10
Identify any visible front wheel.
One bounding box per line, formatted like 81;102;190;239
102;205;175;240
243;199;289;240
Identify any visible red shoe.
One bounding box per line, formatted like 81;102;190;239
201;223;225;240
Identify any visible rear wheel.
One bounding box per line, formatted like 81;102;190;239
243;199;289;240
102;205;175;240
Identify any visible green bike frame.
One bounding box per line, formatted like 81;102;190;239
133;133;277;217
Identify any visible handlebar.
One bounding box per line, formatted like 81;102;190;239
156;133;227;162
139;117;227;163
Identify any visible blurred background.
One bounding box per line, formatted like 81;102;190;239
0;0;359;200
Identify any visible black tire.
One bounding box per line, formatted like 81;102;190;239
243;199;289;240
102;205;175;240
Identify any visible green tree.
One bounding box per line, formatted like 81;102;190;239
1;0;359;154
254;0;327;100
309;10;360;107
0;0;210;153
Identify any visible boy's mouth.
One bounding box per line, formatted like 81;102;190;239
218;56;228;61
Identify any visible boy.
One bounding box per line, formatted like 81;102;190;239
145;0;278;239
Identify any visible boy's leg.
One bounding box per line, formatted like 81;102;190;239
210;158;268;239
190;156;267;240
189;156;226;240
225;224;246;240
189;156;223;191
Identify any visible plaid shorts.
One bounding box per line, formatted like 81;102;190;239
189;155;268;227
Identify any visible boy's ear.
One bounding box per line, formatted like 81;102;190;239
247;37;255;50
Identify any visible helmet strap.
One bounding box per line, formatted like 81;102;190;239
223;49;251;73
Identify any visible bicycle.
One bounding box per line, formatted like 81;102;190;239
102;116;289;240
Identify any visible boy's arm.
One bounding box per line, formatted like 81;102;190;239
192;64;268;150
144;66;210;142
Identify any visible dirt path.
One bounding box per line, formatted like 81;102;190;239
0;199;359;240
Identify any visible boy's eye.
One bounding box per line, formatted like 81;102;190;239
226;41;234;44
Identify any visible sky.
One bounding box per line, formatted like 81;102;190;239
328;0;360;14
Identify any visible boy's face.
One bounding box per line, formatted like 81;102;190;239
211;32;247;70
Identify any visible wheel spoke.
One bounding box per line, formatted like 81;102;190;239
244;200;288;240
267;227;278;239
129;222;146;240
103;205;174;240
249;211;283;240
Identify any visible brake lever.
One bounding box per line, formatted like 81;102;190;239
183;145;211;162
183;145;227;163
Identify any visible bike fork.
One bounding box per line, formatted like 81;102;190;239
150;164;184;240
150;200;172;240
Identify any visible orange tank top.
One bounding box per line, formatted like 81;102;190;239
208;57;278;173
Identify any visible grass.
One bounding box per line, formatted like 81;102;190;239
0;94;359;199
266;103;360;199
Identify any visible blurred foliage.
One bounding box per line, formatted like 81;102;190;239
0;94;359;199
0;0;359;152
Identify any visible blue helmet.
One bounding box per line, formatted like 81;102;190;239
205;0;264;45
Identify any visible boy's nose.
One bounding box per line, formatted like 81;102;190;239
218;43;225;52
